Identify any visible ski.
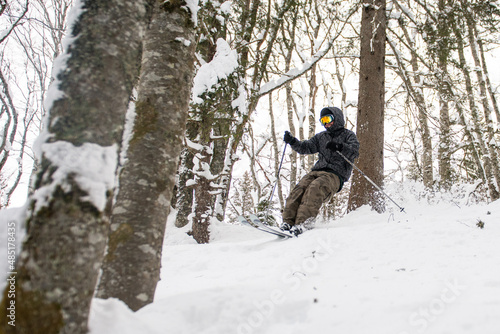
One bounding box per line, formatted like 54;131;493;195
248;214;286;234
251;214;310;237
249;214;306;237
237;215;294;239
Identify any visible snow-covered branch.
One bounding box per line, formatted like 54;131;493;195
256;4;359;99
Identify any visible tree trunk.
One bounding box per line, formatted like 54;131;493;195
462;1;500;194
476;35;500;185
388;13;433;188
96;0;196;311
348;0;386;213
438;86;452;187
0;0;151;332
191;145;213;244
436;0;453;189
269;93;284;211
453;19;499;200
283;5;298;189
308;63;318;170
410;52;433;189
286;83;297;187
476;33;500;125
210;120;233;222
172;122;196;228
173;0;229;231
307;6;320;170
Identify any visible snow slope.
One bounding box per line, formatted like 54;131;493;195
1;184;498;333
87;185;500;334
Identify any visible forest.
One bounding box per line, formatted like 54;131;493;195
1;0;499;333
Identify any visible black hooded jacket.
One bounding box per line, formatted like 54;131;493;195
289;107;360;189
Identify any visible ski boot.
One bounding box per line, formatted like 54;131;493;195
280;222;303;236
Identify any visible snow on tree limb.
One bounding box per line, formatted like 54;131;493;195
256;4;358;99
191;38;239;104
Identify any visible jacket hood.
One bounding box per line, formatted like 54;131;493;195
320;107;345;132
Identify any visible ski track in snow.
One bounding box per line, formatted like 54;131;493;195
1;193;499;333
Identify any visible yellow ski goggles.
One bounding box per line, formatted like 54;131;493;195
320;114;334;125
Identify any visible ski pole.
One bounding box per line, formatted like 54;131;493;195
266;143;287;222
336;151;406;213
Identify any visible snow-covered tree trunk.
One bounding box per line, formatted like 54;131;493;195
476;35;500;183
306;5;320;171
286;83;298;188
269;93;284;211
476;34;500;127
438;82;452;188
348;0;386;213
462;3;500;195
307;63;318;171
409;52;433;189
189;67;242;242
191;144;214;243
453;96;485;186
210;122;233;222
436;0;453;189
387;13;433;188
96;0;196;311
453;20;499;200
173;122;196;228
0;0;151;332
173;0;230;233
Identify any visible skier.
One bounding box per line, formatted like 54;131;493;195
281;107;359;236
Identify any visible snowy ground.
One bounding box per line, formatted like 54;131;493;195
89;184;500;334
1;183;500;334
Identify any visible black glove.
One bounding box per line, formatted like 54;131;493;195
284;131;297;145
326;141;343;152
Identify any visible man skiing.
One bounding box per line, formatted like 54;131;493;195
281;107;359;236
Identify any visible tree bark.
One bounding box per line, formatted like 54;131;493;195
436;0;453;189
173;0;229;232
306;3;321;171
307;63;318;171
191;144;214;244
96;0;196;311
0;0;151;332
172;123;196;228
286;82;298;188
388;13;433;188
462;0;500;195
348;0;386;213
269;93;284;211
409;46;433;189
452;16;499;200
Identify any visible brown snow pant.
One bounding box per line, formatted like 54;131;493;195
283;171;340;226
